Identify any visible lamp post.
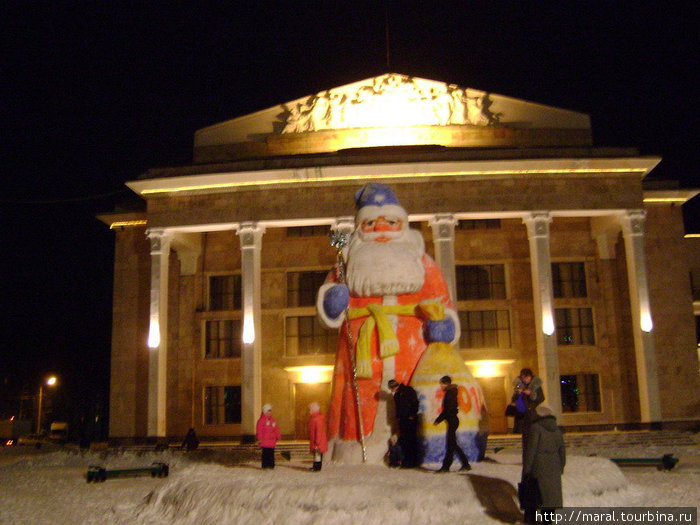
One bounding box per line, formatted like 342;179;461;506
37;376;57;434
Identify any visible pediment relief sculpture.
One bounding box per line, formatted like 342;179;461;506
280;74;500;134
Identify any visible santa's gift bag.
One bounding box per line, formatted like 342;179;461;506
410;305;488;468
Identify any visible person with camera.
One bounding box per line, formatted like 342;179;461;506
510;368;544;448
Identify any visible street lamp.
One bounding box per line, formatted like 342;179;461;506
37;376;57;434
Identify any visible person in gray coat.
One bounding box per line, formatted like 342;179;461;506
522;404;566;524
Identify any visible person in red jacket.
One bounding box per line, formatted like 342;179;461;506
256;404;282;469
308;402;328;471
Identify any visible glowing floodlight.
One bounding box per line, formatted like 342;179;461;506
284;366;334;384
242;314;255;344
148;318;160;348
542;313;555;336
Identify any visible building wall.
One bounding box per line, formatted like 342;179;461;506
644;206;700;419
108;227;151;438
108;183;699;439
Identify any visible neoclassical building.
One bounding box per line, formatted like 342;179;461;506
100;74;699;442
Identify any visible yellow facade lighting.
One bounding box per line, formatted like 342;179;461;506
109;220;148;229
284;366;334;384
643;197;688;203
464;359;515;378
135;167;649;196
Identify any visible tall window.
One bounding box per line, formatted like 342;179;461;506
456;219;501;230
555;308;594;345
287;271;328;307
456;264;506;300
560;374;601;412
205;320;242;358
209;275;242;311
552;262;587;298
458;310;511;349
286;225;330;237
204;386;242;424
286;315;338;355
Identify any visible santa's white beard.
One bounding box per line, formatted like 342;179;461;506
345;236;425;297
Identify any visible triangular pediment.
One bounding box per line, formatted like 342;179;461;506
194;73;591;161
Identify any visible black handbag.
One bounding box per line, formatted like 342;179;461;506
505;404;519;417
518;477;542;510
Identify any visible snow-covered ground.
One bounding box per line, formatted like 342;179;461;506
0;441;697;525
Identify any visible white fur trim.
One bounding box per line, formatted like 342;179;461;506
355;204;408;227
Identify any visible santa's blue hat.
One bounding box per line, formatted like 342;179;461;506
355;183;401;208
354;183;408;225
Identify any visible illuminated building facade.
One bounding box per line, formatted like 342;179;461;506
100;74;699;441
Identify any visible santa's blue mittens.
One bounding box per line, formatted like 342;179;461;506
424;318;455;343
323;284;349;320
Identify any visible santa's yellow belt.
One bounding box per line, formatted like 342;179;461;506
347;303;418;378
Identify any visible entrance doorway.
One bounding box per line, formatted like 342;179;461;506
294;382;331;439
477;376;508;434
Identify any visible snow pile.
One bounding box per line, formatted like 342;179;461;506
2;446;696;525
123;463;494;525
117;454;632;525
561;456;631;506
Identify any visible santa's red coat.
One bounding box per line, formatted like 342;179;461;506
327;254;454;440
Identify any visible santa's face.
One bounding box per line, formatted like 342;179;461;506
360;215;403;243
345;214;425;297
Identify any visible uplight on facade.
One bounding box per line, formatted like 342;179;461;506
284;366;334;384
242;314;255;344
147;318;160;348
465;360;515;378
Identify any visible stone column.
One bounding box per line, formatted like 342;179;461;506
523;212;562;418
429;214;458;303
237;222;265;441
619;210;661;423
146;228;173;438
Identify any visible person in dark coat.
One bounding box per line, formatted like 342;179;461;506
433;375;471;472
511;368;544;448
388;378;420;468
181;428;199;451
522;404;566;524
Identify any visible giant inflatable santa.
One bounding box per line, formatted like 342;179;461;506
317;183;463;463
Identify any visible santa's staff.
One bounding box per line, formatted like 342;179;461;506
330;230;368;462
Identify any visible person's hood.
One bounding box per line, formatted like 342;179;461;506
529;375;542;391
535;414;559;432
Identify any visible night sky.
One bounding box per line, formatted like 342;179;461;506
1;4;697;433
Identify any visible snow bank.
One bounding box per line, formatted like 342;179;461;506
117;454;631;525
123;463;491;525
5;447;692;525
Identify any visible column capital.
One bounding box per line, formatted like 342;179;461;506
236;222;265;248
331;216;355;235
523;212;552;238
146;229;173;255
619;209;646;237
429;213;457;241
